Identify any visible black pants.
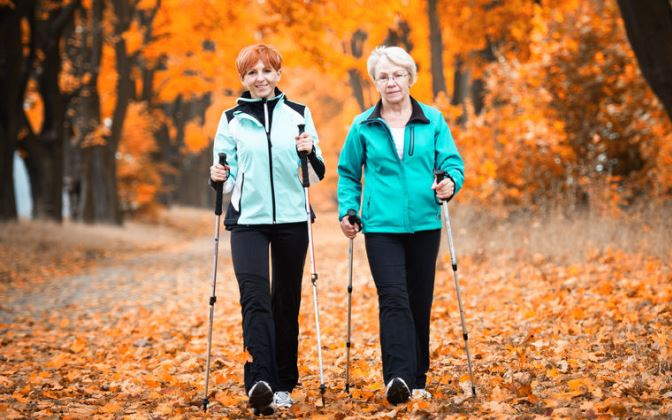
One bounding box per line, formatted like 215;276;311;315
364;229;441;389
230;222;308;393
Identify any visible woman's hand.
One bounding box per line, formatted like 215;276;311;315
340;215;360;239
432;177;455;201
210;163;229;182
295;132;314;154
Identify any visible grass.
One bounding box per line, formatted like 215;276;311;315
449;203;672;262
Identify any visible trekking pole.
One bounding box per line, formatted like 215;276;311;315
202;153;228;412
298;124;326;406
344;209;362;394
435;170;476;397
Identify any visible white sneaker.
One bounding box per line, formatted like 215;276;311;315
273;391;293;408
385;377;411;404
412;388;432;400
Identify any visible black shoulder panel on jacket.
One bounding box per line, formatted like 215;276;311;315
224;107;239;123
284;100;306;117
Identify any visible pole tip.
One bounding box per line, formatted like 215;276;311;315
202;397;209;412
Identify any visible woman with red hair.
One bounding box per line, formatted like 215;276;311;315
210;43;325;415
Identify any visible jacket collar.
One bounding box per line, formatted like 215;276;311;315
234;88;285;129
237;87;284;104
365;96;430;124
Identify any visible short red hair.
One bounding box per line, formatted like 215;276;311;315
236;44;282;78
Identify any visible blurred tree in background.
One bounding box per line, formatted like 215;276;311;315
1;0;670;224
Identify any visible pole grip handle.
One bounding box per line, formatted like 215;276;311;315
215;153;228;215
346;209;362;231
298;124;309;187
434;169;446;205
435;169;446;183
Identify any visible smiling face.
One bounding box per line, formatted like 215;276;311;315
373;57;411;105
241;59;281;99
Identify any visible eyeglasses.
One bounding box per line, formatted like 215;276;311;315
375;72;409;85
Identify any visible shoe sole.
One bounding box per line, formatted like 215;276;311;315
386;379;410;405
253;405;276;416
249;384;274;410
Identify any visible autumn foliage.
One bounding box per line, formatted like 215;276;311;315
451;2;672;211
14;0;670;217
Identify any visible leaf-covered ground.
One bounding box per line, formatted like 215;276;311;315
1;207;671;418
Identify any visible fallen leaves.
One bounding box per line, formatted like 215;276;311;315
1;211;671;418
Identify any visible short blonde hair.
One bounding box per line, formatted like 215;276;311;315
367;46;417;84
236;44;282;78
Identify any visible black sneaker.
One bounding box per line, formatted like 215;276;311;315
385;377;411;405
252;404;276;416
248;381;274;414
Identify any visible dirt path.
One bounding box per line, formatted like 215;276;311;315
0;234;234;323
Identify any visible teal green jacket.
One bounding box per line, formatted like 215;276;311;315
337;98;464;233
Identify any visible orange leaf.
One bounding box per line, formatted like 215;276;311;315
70;337;87;353
99;401;123;414
567;378;593;392
46;353;69;369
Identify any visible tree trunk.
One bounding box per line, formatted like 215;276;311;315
384;19;413;52
22;0;79;222
89;0;135;225
451;55;471;126
348;69;367;111
348;29;368;111
471;38;497;115
175;94;212;206
155;96;183;205
176;148;213;208
138;1;160;103
154;93;212;207
617;0;672;121
70;0;104;223
0;5;25;221
30;33;66;221
428;0;447;98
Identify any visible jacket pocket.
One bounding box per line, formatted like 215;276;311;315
362;187;372;226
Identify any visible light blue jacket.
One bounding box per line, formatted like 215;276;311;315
213;89;324;226
337;98;464;233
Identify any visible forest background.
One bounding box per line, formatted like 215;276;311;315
1;0;672;418
1;0;671;222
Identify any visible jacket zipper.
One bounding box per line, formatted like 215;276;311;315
379;121;401;163
263;100;277;223
409;125;415;156
380;119;410;229
239;173;245;212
